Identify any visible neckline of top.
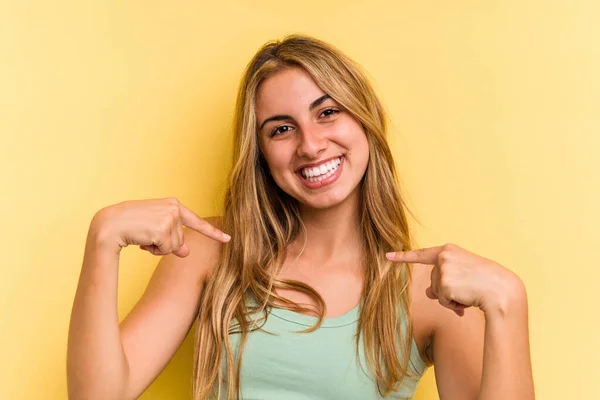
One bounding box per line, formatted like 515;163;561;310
268;301;361;328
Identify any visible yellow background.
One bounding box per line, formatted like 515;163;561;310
1;1;598;399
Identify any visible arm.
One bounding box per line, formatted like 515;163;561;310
119;224;221;398
388;244;535;400
67;226;128;399
432;278;533;400
478;280;534;399
430;306;484;400
67;212;221;399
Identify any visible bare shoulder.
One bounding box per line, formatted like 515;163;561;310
409;261;485;369
409;263;437;364
169;215;223;281
187;215;224;256
196;216;224;268
410;262;433;299
410;262;477;363
141;216;224;295
203;215;224;229
410;262;436;318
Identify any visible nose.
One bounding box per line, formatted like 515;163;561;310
296;125;327;159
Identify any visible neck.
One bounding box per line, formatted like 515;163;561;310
292;190;362;263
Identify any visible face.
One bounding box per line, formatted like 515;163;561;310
256;66;369;210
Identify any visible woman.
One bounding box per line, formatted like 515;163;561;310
67;35;534;399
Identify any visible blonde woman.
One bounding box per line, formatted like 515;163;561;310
67;35;534;399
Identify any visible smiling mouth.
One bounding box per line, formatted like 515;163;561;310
298;156;343;183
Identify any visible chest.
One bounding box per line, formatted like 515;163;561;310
275;258;363;318
223;308;425;400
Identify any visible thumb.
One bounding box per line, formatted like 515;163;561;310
172;243;190;258
425;286;437;300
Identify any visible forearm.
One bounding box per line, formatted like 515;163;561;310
479;281;534;400
67;227;129;399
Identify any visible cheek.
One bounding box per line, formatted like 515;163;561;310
342;123;369;162
358;135;370;163
261;148;294;187
264;149;287;171
347;133;370;180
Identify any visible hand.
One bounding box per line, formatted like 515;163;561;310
386;243;524;316
90;197;231;258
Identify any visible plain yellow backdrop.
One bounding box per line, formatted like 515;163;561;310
1;1;598;399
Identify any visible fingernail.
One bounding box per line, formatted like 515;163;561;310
222;233;231;241
386;252;396;258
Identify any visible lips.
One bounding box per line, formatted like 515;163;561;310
299;157;342;181
296;156;344;189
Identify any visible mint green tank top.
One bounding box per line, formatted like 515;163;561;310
222;302;428;399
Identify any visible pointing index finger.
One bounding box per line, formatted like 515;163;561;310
178;204;231;243
386;246;444;265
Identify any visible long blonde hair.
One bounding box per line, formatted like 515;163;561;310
193;34;417;399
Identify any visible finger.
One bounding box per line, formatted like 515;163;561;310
140;244;160;256
155;234;173;255
172;243;190;258
450;301;468;317
170;223;189;258
425;286;437;300
386;246;445;265
142;243;189;258
178;204;231;243
169;221;180;249
438;296;453;308
430;266;439;299
177;222;184;246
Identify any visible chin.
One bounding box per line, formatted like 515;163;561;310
296;184;361;211
301;196;344;210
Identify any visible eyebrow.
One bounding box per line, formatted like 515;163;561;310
258;94;332;131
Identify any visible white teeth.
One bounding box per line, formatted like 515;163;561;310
300;157;342;181
307;168;335;182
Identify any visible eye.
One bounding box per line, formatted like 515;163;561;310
320;108;340;118
270;124;294;137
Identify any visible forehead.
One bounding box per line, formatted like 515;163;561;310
255;67;326;118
